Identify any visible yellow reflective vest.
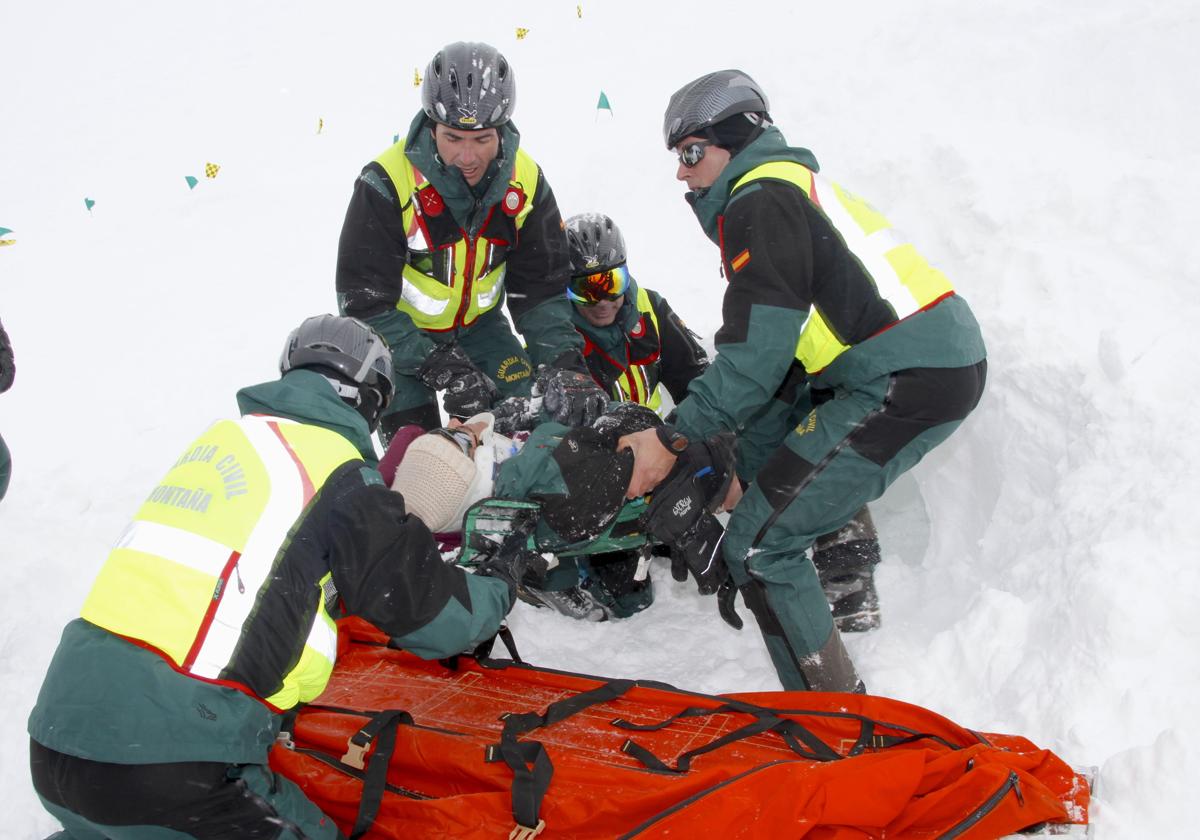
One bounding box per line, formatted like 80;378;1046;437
580;286;666;413
375;145;542;331
732;162;956;374
81;415;362;710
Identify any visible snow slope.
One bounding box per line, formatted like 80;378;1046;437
2;1;1197;836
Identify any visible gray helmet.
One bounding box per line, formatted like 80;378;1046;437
564;213;627;275
663;69;770;149
421;41;516;130
280;314;395;428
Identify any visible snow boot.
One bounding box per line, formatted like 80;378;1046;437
517;583;610;622
812;506;882;633
580;551;654;620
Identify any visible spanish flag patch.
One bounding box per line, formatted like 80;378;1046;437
730;248;751;272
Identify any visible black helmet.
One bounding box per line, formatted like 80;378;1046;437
663;69;770;149
279;314;395;430
564;213;627;275
421;41;516;130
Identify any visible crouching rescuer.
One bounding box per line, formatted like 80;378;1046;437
619;70;987;693
27;315;539;839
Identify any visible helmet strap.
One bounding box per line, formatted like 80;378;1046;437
321;375;362;406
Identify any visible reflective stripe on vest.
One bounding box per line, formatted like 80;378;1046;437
375;144;541;331
731;162;955;373
81;415;362;709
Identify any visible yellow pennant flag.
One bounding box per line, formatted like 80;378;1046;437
204;162;221;179
413;68;422;87
317;117;324;135
0;239;14;248
516;27;529;40
577;4;582;18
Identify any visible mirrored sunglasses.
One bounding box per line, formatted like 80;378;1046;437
566;264;630;306
677;140;714;168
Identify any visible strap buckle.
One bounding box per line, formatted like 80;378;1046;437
508;819;546;840
341;737;369;770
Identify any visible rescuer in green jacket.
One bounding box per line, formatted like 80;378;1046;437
28;315;537;839
620;71;987;692
336;41;606;444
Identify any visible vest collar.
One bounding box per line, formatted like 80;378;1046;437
686;127;821;243
235;370;377;464
404;112;522;234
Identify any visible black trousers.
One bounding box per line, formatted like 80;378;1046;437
30;739;343;839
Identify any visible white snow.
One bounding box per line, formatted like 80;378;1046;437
2;1;1197;837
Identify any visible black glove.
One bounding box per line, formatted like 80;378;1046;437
475;529;550;609
671;511;729;595
643;431;736;545
491;396;539;437
533;365;609;427
418;343;499;419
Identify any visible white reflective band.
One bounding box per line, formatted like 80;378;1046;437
814;173;920;317
188;416;308;680
407;224;430;252
303;609;338;662
476;270;505;309
400;282;451;316
114;520;235;576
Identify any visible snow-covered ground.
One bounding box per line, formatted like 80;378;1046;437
2;1;1197;836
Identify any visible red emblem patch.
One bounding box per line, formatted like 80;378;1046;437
502;186;526;217
417;185;444;217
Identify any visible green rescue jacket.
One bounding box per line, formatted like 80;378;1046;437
673;128;986;441
572;276;708;413
336;113;582;376
28;371;510;766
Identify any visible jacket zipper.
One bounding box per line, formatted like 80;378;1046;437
937;770;1023;839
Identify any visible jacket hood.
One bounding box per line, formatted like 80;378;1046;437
687;127;820;243
235;369;377;464
404;111;522;233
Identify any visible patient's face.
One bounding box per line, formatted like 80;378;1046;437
444;418;487;459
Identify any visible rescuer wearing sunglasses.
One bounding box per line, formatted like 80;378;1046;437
616;70;988;694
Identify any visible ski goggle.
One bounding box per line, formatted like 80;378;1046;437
566;264;630;306
677;140;714;168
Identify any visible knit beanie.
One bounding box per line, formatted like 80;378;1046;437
391;432;478;532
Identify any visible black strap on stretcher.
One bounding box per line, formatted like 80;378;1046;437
484;678;637;834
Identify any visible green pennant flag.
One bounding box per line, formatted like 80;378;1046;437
393;133;401;144
0;227;11;237
597;91;612;112
185;175;199;189
84;198;95;212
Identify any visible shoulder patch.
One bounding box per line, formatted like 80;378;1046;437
730;249;751;272
359;466;385;486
